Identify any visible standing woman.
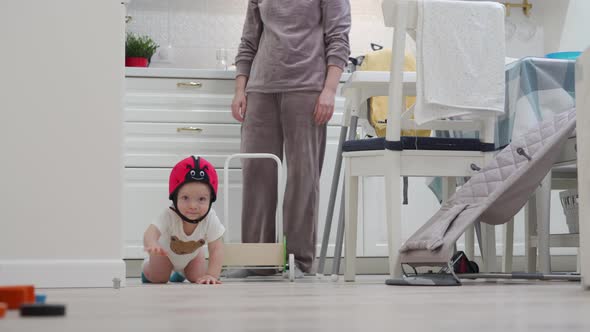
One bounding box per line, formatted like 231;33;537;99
231;0;351;277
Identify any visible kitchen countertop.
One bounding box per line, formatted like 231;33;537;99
125;67;351;81
126;67;238;79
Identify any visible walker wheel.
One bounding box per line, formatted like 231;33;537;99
288;254;295;282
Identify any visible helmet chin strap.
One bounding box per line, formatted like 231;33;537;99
169;200;212;225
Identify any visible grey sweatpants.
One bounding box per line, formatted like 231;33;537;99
240;91;326;272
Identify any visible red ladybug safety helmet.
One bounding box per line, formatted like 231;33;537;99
168;156;218;202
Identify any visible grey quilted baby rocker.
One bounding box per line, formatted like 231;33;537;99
387;109;579;286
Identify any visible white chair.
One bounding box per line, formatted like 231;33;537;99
501;143;579;274
342;0;501;281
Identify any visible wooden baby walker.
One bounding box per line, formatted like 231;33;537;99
222;153;296;281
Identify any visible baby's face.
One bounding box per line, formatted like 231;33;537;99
176;182;211;220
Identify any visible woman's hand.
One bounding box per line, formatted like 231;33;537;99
314;64;343;125
197;274;222;285
313;88;336;125
231;91;247;122
145;244;167;256
232;75;249;122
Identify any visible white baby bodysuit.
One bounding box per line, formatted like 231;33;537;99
152;207;225;272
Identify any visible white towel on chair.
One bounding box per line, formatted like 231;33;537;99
415;0;506;125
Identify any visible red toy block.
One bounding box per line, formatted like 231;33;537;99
0;286;35;310
0;302;7;318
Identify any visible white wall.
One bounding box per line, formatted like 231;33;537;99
537;0;590;53
505;0;590;57
126;0;396;69
0;0;125;287
504;3;545;58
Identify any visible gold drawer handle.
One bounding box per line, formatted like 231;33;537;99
177;127;203;133
177;81;202;88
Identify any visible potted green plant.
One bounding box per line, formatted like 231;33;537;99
125;32;159;67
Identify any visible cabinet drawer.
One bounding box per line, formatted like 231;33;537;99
125;102;344;125
127;77;235;95
125;77;345;125
125;96;235;124
125;122;343;168
126;78;235;124
125;122;242;168
125;94;345;125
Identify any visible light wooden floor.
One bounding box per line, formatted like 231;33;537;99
2;276;590;331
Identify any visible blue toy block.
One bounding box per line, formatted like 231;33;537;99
169;272;186;283
141;272;151;284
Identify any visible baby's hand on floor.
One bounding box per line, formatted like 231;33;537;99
197;274;222;285
145;245;167;256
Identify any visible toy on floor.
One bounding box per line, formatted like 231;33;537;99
222;153;297;282
0;285;66;318
0;285;35;309
169;271;186;283
141;271;186;284
35;294;47;304
20;304;66;317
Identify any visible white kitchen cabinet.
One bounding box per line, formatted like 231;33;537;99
123;69;347;258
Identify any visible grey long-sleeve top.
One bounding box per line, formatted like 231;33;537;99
235;0;351;93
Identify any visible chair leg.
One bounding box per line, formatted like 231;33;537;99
476;222;498;272
465;226;475;259
317;125;348;275
384;151;403;279
481;224;497;272
524;197;538;273
475;221;483;254
536;171;552;274
474;222;483;267
577;248;581;273
441;177;456;202
344;165;359;282
442;177;457;252
331;184;346;277
502;218;515;273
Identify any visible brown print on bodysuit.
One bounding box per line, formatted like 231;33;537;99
170;236;206;255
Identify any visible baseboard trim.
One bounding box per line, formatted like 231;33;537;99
0;259;126;288
124;255;578;278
